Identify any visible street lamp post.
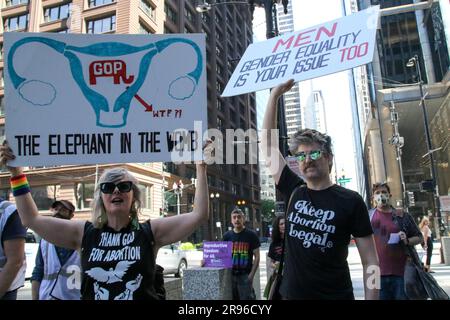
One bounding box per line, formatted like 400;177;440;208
195;0;290;157
210;192;220;240
388;101;406;208
406;55;444;238
173;180;184;217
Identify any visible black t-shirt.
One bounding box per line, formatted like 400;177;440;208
223;228;260;275
268;240;283;262
277;166;373;300
1;211;27;246
81;221;158;300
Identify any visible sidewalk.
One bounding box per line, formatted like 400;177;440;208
349;241;450;299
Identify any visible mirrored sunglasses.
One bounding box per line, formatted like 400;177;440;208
100;181;133;194
294;150;323;162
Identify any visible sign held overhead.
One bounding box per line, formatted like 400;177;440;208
222;6;380;97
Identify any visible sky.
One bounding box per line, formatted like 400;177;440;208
252;0;361;192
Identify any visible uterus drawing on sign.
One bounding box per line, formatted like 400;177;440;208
7;37;203;128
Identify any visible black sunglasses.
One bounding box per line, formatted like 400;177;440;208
100;181;133;194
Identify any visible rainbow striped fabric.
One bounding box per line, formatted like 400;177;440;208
10;174;31;196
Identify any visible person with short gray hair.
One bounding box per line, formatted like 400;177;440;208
261;79;379;300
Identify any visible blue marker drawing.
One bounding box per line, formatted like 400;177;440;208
7;37;203;128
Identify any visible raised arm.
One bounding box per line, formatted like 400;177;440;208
355;234;380;300
260;79;295;184
0;141;85;251
152;163;208;248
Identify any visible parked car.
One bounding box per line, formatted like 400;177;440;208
25;231;40;280
156;243;188;278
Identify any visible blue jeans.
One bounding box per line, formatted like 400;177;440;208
231;273;256;300
380;275;408;300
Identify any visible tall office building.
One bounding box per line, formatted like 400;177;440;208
357;0;449;232
276;0;302;137
291;0;368;195
149;0;261;240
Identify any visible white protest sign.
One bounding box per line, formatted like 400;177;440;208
4;33;206;166
222;6;379;97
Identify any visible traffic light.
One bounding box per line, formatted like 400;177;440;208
407;191;415;207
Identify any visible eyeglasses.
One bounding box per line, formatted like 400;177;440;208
100;181;133;194
294;150;323;162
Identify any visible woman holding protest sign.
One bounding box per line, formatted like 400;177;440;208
0;140;210;300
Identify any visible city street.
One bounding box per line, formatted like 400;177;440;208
17;241;450;300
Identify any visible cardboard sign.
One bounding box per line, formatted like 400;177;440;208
203;241;232;268
4;33;206;166
222;6;379;97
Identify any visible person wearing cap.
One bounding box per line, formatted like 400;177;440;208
31;199;81;300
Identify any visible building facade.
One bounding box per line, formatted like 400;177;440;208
0;0;262;242
358;0;450;236
164;0;261;241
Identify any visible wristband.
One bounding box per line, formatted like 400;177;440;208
10;174;31;196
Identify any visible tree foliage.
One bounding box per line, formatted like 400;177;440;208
261;199;276;222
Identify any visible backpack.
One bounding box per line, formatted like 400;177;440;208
141;221;166;300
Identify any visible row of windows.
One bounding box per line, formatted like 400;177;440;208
87;15;116;34
5;0;28;7
88;0;115;8
3;13;29;31
44;3;71;23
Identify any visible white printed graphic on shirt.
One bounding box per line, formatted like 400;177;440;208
86;230;144;300
288;200;336;252
85;260;134;283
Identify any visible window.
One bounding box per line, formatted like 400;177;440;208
76;182;95;209
0;189;10;200
216;81;223;93
185;7;195;24
139;22;152;34
217;117;223;131
87;15;116;34
5;0;28;7
0;96;4;116
202;14;210;24
44;3;71;23
216;64;223;77
231;183;239;195
31;185;59;210
165;5;177;24
216;99;223;112
138;184;152;209
0;43;2;60
88;0;114;8
0;125;4;145
4;14;29;31
140;0;156;20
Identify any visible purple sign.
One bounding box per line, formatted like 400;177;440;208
203;241;232;268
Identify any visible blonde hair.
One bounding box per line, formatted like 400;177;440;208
419;216;430;230
91;167;141;228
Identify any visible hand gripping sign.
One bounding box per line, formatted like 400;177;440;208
7;36;203;128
